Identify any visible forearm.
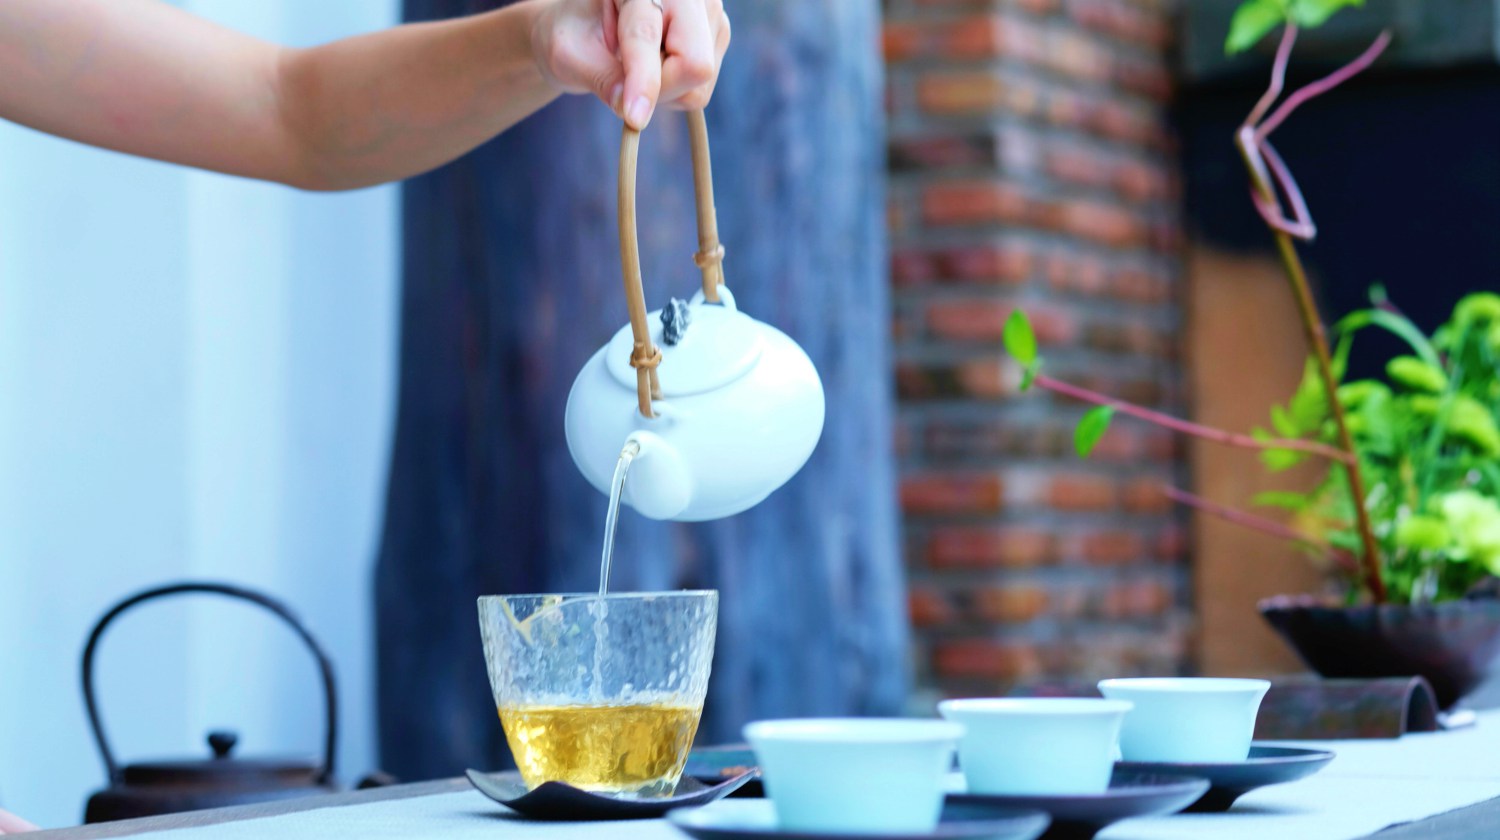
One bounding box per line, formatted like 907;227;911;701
278;2;559;190
0;0;559;191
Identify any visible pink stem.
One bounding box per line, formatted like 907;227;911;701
1256;30;1393;139
1245;24;1298;127
1032;374;1354;463
1255;138;1317;240
1162;485;1360;574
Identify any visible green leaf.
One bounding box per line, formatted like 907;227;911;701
1387;356;1449;393
1289;0;1364;27
1337;308;1443;370
1261;447;1308;471
1074;406;1115;458
1269;405;1298;438
1254;490;1310;511
1226;0;1288;54
1394;514;1450;552
1290;0;1364;28
1019;358;1041;393
1003;310;1037;365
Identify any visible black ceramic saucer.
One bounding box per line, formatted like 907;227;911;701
668;799;1051;840
1114;745;1335;812
946;771;1209;840
466;768;757;820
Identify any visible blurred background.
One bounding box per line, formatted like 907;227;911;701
2;0;1497;828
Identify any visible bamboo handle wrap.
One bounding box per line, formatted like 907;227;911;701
687;110;725;302
618;125;661;418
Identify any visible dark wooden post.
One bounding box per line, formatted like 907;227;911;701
377;0;903;779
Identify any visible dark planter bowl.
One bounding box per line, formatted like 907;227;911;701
1259;596;1500;710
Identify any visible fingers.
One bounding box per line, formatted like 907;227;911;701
660;0;715;107
0;808;39;833
616;0;665;129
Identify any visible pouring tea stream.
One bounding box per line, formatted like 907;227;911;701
564;112;825;523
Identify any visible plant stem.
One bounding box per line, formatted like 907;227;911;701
1032;373;1354;463
1235;138;1388;603
1162;484;1358;574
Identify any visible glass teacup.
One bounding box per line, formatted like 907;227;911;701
478;591;718;797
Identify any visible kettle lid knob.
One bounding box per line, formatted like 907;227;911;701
207;730;239;759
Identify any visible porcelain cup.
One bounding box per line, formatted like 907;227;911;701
1097;677;1271;763
938;698;1133;795
743;718;963;834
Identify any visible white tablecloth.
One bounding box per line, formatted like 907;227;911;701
115;710;1500;840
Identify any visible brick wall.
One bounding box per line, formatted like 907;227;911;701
884;0;1191;702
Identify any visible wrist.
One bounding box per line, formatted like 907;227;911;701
520;0;566;96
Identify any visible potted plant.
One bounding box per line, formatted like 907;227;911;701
1004;0;1500;709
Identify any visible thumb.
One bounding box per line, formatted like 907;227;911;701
616;0;664;129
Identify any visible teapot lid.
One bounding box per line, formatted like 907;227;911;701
604;295;764;397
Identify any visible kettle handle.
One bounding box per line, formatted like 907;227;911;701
618;110;727;419
80;582;338;786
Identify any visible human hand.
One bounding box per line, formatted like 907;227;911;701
0;808;37;834
531;0;730;129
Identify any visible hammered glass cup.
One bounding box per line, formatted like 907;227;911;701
478;591;718;798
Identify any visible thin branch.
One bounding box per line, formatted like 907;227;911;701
1256;30;1393;139
1245;24;1299;127
1162;485;1359;574
1256;139;1317;240
1031;373;1355;463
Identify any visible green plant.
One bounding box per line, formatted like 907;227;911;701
1254;292;1500;602
1003;3;1500;604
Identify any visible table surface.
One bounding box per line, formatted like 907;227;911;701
33;711;1500;840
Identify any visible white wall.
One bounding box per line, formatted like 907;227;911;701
0;0;400;827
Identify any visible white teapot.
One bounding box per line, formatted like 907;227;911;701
564;113;824;521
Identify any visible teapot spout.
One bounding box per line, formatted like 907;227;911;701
622;430;693;521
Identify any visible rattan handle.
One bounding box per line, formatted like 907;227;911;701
617;110;728;419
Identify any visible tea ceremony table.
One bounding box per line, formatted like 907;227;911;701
34;710;1500;840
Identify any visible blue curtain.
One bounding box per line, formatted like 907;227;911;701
376;0;904;779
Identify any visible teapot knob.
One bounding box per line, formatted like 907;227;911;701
207;730;239;759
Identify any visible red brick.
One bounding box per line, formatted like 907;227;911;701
1067;0;1171;49
1046;148;1115;189
1097;579;1173;619
1122;478;1170;514
934;640;1044;680
884;16;1008;63
922;181;1031;226
927;527;1056;568
889;134;1000;171
1154;525;1188;562
901;472;1005;514
975;586;1051;622
1045;253;1110;296
1057;200;1143;247
1110;267;1172;303
1113;160;1171;202
938;244;1035;284
1083;322;1174;357
1048;473;1118;511
894;244;1034;288
1116;55;1174;101
909;588;958;627
895;359;1009;400
892;249;937;287
1062;529;1145;564
1045;30;1111;81
1015;0;1062;14
917;72;1007;116
927;301;1079;345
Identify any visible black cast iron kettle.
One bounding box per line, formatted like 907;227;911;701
81;582;340;823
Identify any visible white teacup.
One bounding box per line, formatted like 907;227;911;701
743;718;963;834
1098;677;1271;763
938;698;1133;795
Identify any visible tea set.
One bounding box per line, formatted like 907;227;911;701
472;111;1336;839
